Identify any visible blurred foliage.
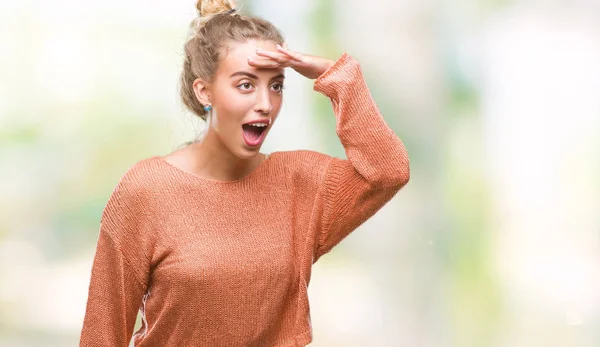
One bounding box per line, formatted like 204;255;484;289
309;0;345;158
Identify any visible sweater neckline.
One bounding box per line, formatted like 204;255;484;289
153;152;276;185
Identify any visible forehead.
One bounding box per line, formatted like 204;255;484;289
218;39;284;77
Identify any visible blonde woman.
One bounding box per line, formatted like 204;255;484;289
80;0;410;346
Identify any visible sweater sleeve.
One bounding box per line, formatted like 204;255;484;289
80;178;151;347
312;53;410;262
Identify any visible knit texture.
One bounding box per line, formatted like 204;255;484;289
80;52;410;347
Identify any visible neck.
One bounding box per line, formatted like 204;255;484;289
188;130;265;182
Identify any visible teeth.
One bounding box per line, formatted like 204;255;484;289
248;123;268;127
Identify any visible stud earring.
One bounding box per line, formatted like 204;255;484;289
204;104;212;112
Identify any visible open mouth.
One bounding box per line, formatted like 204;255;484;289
242;123;267;140
242;122;269;146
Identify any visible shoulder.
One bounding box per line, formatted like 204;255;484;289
273;149;337;186
100;158;160;262
112;156;160;194
102;156;164;218
275;149;334;168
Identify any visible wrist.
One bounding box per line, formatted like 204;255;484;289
316;59;335;79
323;59;335;74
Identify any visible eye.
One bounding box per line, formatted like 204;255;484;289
237;82;254;91
272;83;285;93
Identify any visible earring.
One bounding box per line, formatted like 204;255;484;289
204;104;212;112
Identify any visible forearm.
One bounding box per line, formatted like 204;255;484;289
314;53;410;188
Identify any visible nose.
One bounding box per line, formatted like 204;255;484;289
254;86;273;114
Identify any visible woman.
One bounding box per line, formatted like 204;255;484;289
80;0;410;346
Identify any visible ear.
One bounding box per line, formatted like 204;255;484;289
192;78;212;106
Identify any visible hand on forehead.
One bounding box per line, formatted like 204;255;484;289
223;39;285;76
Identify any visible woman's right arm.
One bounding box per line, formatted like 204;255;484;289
80;178;151;347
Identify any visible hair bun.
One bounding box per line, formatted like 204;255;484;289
196;0;237;17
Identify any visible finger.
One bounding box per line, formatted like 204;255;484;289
254;48;289;64
276;44;304;63
247;56;286;69
247;56;280;65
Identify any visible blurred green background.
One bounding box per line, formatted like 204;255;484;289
1;0;599;346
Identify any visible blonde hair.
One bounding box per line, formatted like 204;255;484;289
180;0;285;121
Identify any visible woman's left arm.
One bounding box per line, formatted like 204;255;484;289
251;48;410;262
310;53;410;261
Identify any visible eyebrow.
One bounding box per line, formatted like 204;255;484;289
229;71;285;80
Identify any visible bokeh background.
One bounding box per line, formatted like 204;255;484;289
1;0;599;346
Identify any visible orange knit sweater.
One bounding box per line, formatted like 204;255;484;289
80;53;410;347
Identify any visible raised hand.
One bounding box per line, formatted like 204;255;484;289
247;43;335;80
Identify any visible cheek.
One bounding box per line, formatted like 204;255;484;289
218;89;253;115
211;90;251;133
215;89;252;125
273;97;284;111
270;98;283;119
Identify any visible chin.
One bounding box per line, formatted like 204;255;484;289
235;146;262;159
